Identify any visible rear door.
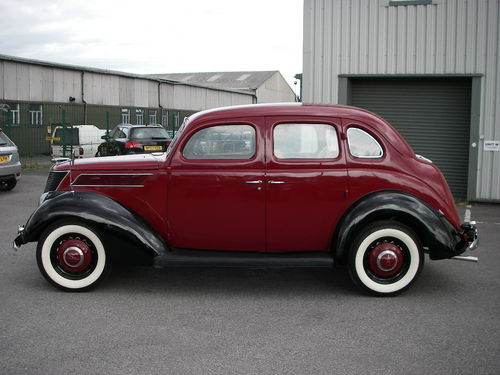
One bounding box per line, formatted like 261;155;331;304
265;116;348;252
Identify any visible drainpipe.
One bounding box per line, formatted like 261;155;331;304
158;81;164;126
81;71;88;124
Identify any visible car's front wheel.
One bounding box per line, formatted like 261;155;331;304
36;220;110;291
348;221;424;296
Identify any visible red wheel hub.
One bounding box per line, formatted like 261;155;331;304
368;242;404;277
56;238;92;273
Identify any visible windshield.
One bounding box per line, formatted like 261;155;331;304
130;127;170;140
166;117;189;155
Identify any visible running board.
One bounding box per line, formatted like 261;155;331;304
153;249;335;269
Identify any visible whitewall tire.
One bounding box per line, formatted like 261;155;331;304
36;221;110;291
348;221;424;296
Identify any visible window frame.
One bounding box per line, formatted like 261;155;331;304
272;122;341;160
346;127;384;159
161;110;169;128
121;109;130;124
29;104;43;125
149;111;157;125
136;109;144;125
182;124;257;161
9;103;20;124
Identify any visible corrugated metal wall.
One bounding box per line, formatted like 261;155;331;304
0;60;254;109
303;0;500;201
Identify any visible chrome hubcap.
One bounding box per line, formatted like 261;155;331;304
368;241;404;278
62;246;84;268
376;250;398;272
56;238;93;273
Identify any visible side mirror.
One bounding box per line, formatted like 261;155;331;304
101;135;110;140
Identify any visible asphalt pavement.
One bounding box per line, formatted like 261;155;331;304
0;169;499;375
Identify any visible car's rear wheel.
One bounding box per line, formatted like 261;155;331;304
348;221;423;296
36;220;110;291
0;178;17;191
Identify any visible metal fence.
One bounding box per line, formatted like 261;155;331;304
0;101;196;156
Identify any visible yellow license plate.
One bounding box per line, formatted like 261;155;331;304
144;145;162;151
0;155;9;163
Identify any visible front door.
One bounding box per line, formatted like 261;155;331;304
265;116;348;252
168;118;266;251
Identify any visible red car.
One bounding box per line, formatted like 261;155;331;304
14;104;478;295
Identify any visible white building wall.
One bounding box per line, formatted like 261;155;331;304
303;0;500;201
255;72;297;103
161;84;252;111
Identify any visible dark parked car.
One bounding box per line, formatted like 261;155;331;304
0;128;21;191
96;124;171;156
14;104;478;295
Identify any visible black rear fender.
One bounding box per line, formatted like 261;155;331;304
333;191;462;264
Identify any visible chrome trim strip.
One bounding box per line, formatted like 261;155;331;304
71;184;145;188
71;173;154;188
74;173;154;176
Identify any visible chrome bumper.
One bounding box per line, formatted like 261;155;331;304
461;221;479;251
451;221;479;262
12;225;25;251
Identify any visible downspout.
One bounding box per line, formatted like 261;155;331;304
158;80;163;124
81;71;87;124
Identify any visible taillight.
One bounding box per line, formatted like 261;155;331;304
166;141;171;147
79;147;84;156
125;141;141;148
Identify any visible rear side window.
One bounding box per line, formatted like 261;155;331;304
0;131;12;146
347;128;383;158
273;123;339;159
111;128;127;139
183;125;255;160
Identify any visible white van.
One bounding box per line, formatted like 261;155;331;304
51;125;107;158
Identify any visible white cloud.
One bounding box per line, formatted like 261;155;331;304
0;0;303;87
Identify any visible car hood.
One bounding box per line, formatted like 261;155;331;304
54;153;164;172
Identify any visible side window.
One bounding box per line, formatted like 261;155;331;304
112;128;127;139
273;123;339;159
347;127;383;158
183;125;255;160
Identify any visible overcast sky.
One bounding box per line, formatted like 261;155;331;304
0;0;303;92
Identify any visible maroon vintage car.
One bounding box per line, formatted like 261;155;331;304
14;104;478;295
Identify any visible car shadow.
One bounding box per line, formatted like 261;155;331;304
103;264;358;297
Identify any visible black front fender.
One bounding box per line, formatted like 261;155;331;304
334;191;464;262
15;191;167;256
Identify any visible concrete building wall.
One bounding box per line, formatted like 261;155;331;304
303;0;500;201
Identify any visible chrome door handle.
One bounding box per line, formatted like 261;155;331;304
268;180;285;184
245;180;262;184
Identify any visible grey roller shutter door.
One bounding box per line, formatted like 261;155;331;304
350;78;471;200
